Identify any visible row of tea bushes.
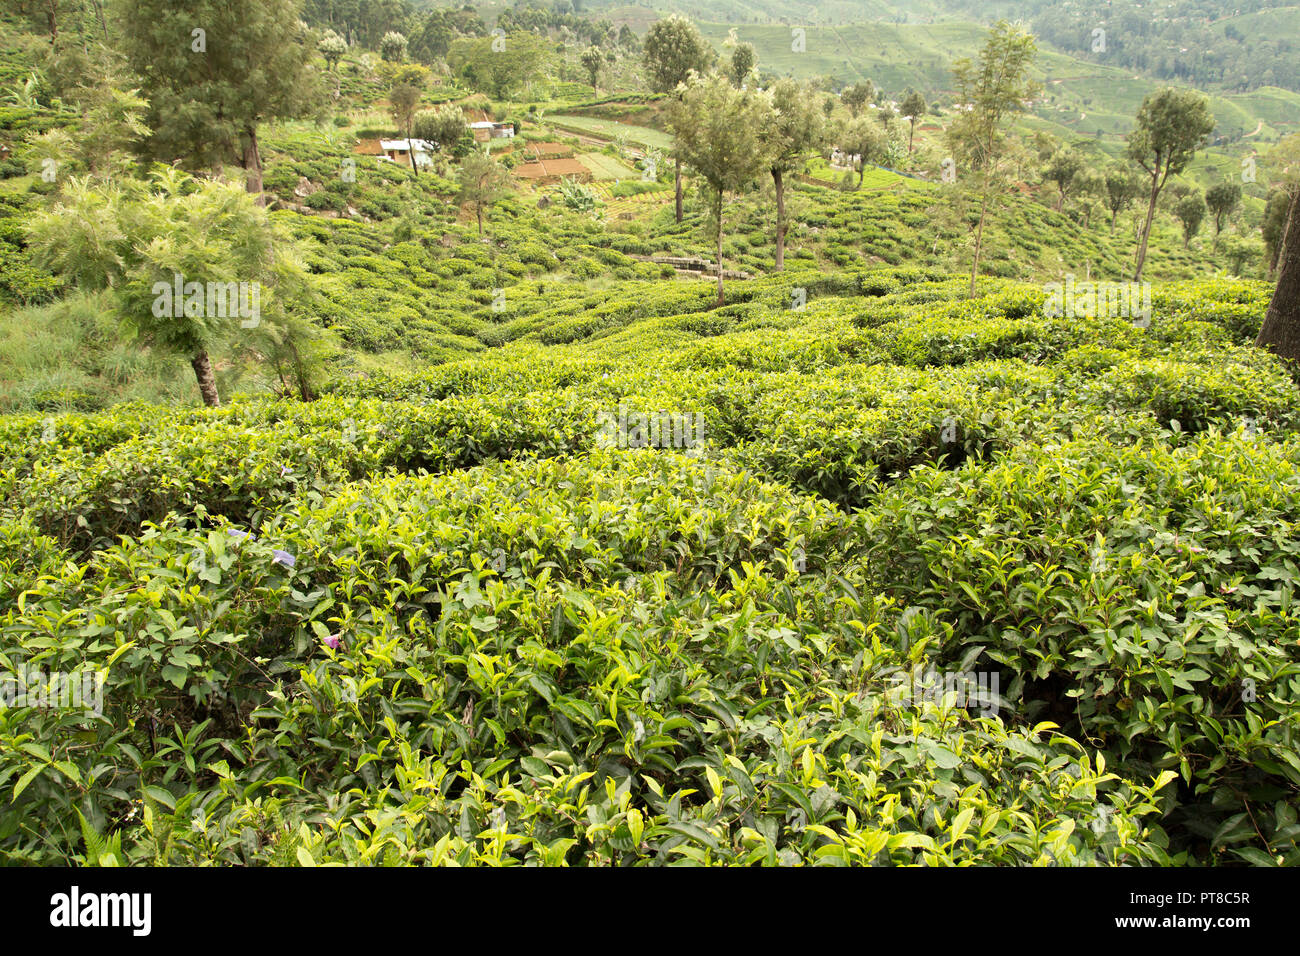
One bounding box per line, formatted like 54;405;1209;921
6;393;600;553
0;452;1177;865
1;275;1291;865
9;326;1294;554
862;428;1300;864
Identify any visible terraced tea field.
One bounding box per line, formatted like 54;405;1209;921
5;269;1298;866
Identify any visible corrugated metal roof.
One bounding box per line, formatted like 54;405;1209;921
379;139;435;151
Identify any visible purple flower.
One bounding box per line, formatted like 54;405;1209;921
228;529;252;541
324;633;341;650
272;549;296;568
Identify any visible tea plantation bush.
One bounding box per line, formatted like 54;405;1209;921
1;274;1294;866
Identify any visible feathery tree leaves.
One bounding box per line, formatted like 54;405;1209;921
25;168;315;405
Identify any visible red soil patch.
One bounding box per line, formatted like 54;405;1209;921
524;141;574;159
512;157;591;184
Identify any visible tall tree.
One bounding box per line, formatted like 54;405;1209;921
457;149;512;237
380;30;407;62
114;0;324;198
730;42;755;87
318;30;347;70
1125;87;1215;280
1205;181;1241;249
1255;134;1300;361
19;0;65;43
1175;190;1206;247
840;81;874;118
447;32;551;99
946;20;1040;298
389;64;427;175
764;77;824;271
414;104;467;156
1043;147;1083;212
666;73;771;306
642;15;714;223
1072;166;1106;228
1104;164;1143;233
29;42;148;180
899;89;926;154
580;46;604;93
26;168;314;406
1262;189;1290;275
839;116;887;189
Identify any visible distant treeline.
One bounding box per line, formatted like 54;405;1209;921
948;0;1300;93
300;0;628;60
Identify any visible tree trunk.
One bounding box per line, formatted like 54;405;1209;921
908;119;916;154
773;167;786;272
1133;170;1161;281
241;126;265;199
286;339;315;401
1056;189;1064;212
969;191;989;299
407;126;418;176
674;158;683;223
1110;208;1118;233
191;350;221;407
1256;190;1300;362
715;188;725;307
476;205;483;236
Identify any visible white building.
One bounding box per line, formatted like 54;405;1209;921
379;138;436;168
468;121;516;142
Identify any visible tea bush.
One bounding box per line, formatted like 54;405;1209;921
862;429;1300;863
0;269;1293;866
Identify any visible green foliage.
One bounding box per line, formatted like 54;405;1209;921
413;104;467;155
865;429;1300;863
1175;191;1207;247
558;176;601;216
115;0;325;175
2;3;1296;871
448;33;552;100
840;82;874;118
457;150;513;236
666;73;773;300
1206;182;1242;241
1;266;1296;866
318;31;348;70
730;43;756;87
641;15;715;95
25;167;317;403
380;32;407;64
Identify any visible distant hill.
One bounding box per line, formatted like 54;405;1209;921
554;0;1300;95
687;20;1300;150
